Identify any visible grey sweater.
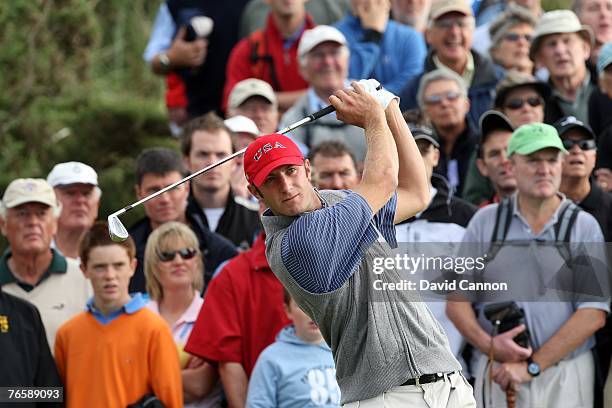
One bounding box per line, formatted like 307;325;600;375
262;190;461;404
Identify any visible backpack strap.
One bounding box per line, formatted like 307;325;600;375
248;30;281;90
484;197;513;264
490;197;513;244
554;201;581;243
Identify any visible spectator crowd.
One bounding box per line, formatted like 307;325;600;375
2;0;612;407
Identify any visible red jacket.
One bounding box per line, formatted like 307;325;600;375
185;233;290;376
222;14;314;111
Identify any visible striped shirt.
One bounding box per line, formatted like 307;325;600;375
280;190;397;293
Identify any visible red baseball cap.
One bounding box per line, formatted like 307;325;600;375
243;133;304;187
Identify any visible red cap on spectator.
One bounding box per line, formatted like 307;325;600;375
243;134;304;187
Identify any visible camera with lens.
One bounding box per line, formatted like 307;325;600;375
483;301;530;348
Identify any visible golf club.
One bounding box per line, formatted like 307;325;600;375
107;103;338;242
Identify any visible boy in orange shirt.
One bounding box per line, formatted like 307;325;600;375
54;223;182;408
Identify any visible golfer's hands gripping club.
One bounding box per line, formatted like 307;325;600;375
354;79;399;110
330;82;387;129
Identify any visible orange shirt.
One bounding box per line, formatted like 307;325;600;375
55;308;183;408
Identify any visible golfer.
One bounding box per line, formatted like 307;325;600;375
244;81;476;407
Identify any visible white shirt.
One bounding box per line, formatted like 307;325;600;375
203;207;224;232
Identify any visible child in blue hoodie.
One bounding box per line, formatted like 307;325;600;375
246;290;341;407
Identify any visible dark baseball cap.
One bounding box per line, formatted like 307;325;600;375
480;111;514;141
409;124;439;148
553;116;595;140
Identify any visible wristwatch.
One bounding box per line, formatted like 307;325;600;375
527;357;540;377
158;52;171;72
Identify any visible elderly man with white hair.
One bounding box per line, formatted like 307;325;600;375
531;10;596;125
418;68;479;196
47;162;101;260
279;25;367;164
0;178;91;349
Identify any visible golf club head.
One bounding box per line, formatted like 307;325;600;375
108;214;129;242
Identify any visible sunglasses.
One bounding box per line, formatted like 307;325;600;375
503;33;533;42
504;96;543;110
562;139;596;150
424;91;462;105
158;248;197;262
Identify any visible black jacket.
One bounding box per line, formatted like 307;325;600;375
577;181;612;242
186;189;261;249
416;175;476;226
128;215;238;293
433;120;479;197
397;175;477;242
0;290;63;407
544;62;599;126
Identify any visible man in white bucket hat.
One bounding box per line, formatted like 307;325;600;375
530;10;595;125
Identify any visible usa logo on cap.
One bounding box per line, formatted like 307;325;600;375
253;141;287;161
244;134;304;187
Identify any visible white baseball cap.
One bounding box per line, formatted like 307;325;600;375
228;79;277;109
47;161;99;187
224;116;260;138
298;25;347;58
2;178;59;210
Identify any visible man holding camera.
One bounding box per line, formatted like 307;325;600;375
447;123;609;407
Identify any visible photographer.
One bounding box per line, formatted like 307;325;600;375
447;124;609;407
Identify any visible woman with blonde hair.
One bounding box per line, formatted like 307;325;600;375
145;222;220;407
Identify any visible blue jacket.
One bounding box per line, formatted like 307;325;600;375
334;14;426;94
399;50;503;129
246;325;341;408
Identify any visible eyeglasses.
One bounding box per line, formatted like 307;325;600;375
562;139;596;150
503;33;533;43
424;91;462;105
433;18;474;30
504;96;543;110
158;248;197;262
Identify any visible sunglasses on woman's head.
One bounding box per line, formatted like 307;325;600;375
158;248;197;262
504;96;543;110
562;139;596;151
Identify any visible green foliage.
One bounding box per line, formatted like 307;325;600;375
0;0;170;251
542;0;573;11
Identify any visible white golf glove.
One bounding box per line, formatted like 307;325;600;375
355;79;399;110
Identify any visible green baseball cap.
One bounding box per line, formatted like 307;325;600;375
507;123;568;156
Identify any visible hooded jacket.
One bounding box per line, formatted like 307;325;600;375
396;174;476;243
246;325;341;408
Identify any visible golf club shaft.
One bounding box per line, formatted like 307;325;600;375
111;104;336;217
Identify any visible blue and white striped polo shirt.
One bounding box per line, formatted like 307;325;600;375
278;190;397;294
